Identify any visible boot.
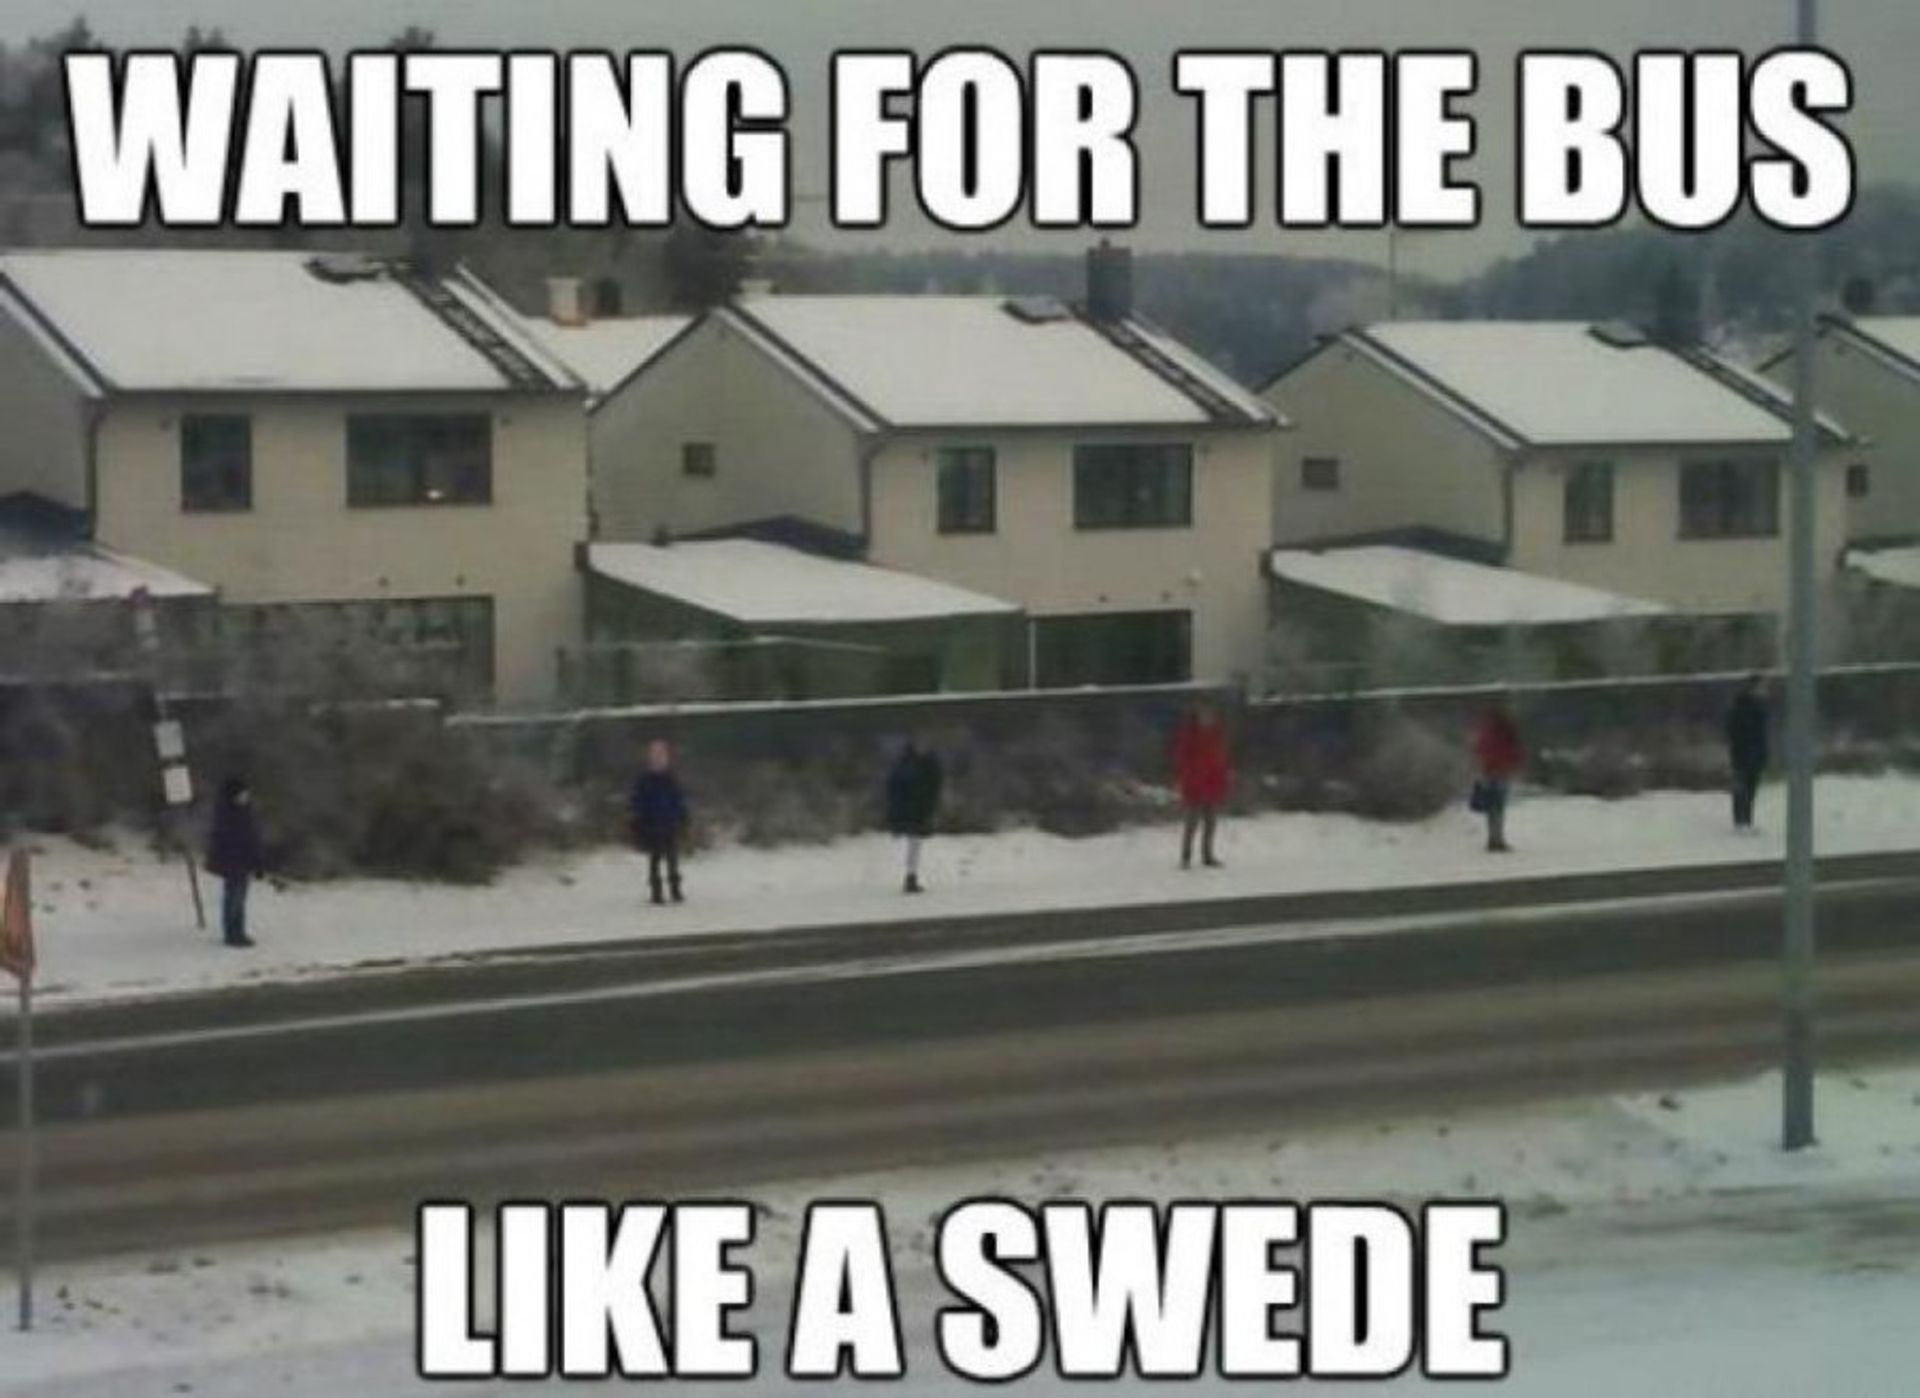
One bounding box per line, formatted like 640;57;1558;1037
904;873;923;895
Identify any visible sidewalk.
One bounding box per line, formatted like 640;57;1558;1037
18;773;1920;1006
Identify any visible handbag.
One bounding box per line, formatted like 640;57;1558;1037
1467;779;1492;814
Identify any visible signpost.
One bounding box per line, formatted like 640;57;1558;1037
2;848;37;1332
132;588;205;930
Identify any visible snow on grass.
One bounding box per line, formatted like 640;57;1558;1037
6;1062;1918;1396
17;773;1920;1006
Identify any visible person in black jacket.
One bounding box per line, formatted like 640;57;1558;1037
1725;674;1770;831
630;739;689;905
885;739;944;894
206;776;265;948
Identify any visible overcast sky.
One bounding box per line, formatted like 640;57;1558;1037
7;0;1914;275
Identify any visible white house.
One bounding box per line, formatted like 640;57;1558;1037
1264;320;1853;620
0;248;589;705
561;252;1284;689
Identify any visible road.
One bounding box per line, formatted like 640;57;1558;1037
3;854;1920;1258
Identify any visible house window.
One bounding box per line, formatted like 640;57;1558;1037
347;415;492;506
1679;459;1780;539
936;447;997;534
682;442;717;479
180;414;252;513
1848;463;1871;499
1033;611;1192;688
1300;456;1340;492
1073;443;1194;530
1563;461;1615;543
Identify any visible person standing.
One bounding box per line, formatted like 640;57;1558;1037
1725;674;1770;832
1172;705;1230;869
630;739;688;905
1471;706;1523;854
885;739;944;894
205;776;265;948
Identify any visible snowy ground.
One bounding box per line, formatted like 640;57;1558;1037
5;1063;1919;1395
17;774;1920;1005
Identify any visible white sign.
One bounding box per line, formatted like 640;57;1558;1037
153;720;185;762
162;765;194;808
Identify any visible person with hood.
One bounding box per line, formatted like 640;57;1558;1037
885;738;944;894
205;776;266;948
1725;674;1770;831
1172;705;1230;869
1471;705;1524;853
629;739;689;905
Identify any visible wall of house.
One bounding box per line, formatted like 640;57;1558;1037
0;304;93;510
866;428;1275;684
591;315;864;541
1787;337;1920;543
1508;447;1850;616
1262;343;1506;549
90;394;587;706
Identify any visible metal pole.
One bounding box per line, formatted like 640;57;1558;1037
1781;0;1820;1152
1386;227;1400;320
15;974;34;1331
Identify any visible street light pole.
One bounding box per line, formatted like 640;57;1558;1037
1781;0;1820;1153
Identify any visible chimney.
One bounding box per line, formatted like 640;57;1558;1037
546;276;587;326
1085;239;1133;323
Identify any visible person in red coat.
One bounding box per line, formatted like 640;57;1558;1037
1172;705;1231;869
1471;705;1524;853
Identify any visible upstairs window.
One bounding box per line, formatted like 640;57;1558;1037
1563;461;1615;543
682;442;717;479
1073;443;1194;530
1300;456;1341;492
1848;463;1871;499
347;415;492;507
1680;459;1779;539
180;414;252;513
936;447;997;534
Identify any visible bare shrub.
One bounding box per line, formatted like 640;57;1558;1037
1348;715;1468;822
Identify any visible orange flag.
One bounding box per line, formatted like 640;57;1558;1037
0;848;32;984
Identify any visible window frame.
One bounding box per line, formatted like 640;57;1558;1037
345;414;493;508
1847;463;1871;499
1678;458;1781;541
681;441;718;480
1071;442;1195;531
179;413;254;514
935;445;998;535
1300;456;1341;493
1562;460;1616;545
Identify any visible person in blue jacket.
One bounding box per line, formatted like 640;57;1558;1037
205;776;265;947
630;739;688;905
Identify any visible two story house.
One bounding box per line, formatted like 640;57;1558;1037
566;254;1283;689
0;248;588;705
1264;320;1851;620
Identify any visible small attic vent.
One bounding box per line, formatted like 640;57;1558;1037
1589;320;1649;350
1003;295;1070;325
304;254;387;285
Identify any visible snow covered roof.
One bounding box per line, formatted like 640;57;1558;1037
0;544;213;604
587;540;1021;626
721;295;1278;430
1819;316;1920;389
1845;545;1920;590
1269;545;1671;626
0;249;578;395
1333;322;1811;450
520;313;691;401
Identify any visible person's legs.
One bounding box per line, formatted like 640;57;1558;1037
665;842;683;902
222;875;251;945
1486;783;1510;851
1180;807;1199;868
1733;767;1759;828
903;835;924;893
647;849;666;904
1201;806;1221;866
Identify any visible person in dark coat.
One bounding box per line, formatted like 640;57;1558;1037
1725;675;1770;831
205;776;265;948
1471;706;1523;853
1171;705;1230;869
630;739;688;905
885;739;944;894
